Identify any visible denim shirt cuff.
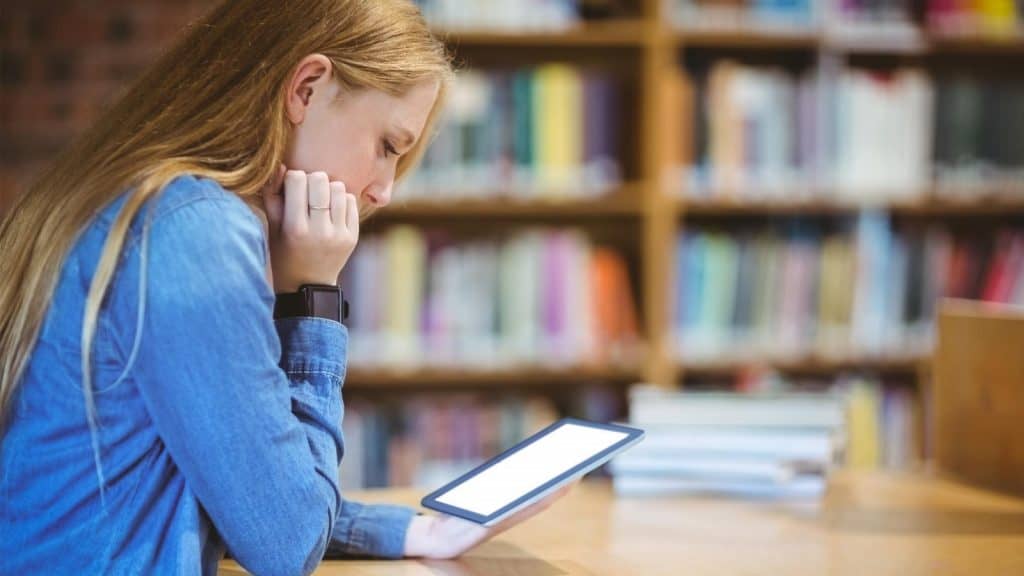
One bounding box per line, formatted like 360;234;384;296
274;317;348;380
330;500;416;559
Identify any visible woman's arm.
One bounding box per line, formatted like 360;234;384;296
131;182;344;576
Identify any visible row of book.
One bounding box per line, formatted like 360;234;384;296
927;0;1023;35
611;377;920;498
413;0;582;31
670;0;1021;36
404;67;623;199
339;394;559;489
339;386;622;489
674;215;1024;360
339;226;640;369
665;62;1024;199
671;0;817;29
416;0;1021;35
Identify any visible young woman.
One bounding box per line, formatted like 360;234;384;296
0;1;571;574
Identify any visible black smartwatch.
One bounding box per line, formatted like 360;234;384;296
274;284;349;323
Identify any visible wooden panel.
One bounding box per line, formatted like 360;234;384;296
934;300;1024;496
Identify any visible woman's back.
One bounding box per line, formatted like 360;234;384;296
0;175;374;575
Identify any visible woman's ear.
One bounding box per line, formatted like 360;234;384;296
285;54;333;125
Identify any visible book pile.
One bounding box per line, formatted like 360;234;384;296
611;385;845;498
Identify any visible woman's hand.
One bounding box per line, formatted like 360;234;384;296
403;481;577;559
261;165;359;293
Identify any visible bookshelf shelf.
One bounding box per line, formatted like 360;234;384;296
377;185;646;220
673;26;820;49
345;363;645;389
927;31;1024;53
677;351;930;376
674;192;1024;217
431;20;651;47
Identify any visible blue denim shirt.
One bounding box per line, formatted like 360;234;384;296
0;175;415;575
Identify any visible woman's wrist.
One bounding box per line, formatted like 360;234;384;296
402;514;434;558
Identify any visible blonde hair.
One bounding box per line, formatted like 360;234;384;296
0;0;451;490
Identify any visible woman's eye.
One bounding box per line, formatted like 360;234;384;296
383;139;398;158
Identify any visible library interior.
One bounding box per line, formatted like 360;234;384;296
2;0;1024;574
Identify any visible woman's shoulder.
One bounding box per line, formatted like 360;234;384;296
90;174;264;254
150;174;262;233
144;175;267;260
93;173;257;230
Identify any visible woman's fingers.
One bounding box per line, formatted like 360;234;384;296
307;171;332;236
345;192;359;241
329;181;347;234
261;163;287;233
282;170;309;235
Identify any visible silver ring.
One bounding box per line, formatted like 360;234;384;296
309;204;330;211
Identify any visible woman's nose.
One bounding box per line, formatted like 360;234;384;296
364;183;392;208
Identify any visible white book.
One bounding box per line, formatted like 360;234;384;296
339;406;365;491
609;455;796;483
621;425;839;462
628;386;845;430
613;474;827;499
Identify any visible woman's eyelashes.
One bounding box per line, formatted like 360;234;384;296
382;138;399;158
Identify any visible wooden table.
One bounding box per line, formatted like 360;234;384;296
220;472;1024;575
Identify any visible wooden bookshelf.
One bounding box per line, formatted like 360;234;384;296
928;31;1024;54
359;2;1023;394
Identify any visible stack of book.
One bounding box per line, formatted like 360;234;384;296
673;216;1024;361
611;384;846;498
404;66;623;199
341;226;640;369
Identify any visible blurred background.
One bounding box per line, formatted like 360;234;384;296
2;0;1023;496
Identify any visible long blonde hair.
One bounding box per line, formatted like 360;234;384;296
0;0;450;459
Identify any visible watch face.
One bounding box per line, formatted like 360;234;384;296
306;286;341;321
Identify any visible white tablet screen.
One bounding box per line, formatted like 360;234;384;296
434;422;629;516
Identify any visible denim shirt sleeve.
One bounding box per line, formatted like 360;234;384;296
130;180;414;571
328;499;417;559
277;320;416;560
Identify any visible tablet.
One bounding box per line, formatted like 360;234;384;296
421;418;645;526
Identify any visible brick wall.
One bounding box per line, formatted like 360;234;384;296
0;0;219;216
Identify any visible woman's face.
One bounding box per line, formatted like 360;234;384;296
283;54;439;216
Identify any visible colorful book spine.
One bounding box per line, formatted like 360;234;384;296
674;222;1024;360
341;227;640;368
407;66;624;198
